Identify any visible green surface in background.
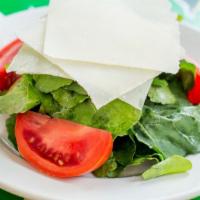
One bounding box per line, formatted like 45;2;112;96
0;189;23;200
0;0;49;15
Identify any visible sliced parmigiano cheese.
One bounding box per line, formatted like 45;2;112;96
10;19;159;108
9;43;154;109
44;0;184;73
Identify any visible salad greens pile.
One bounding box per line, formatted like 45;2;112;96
0;60;199;180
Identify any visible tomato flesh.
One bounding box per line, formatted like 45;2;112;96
0;71;19;91
15;112;113;178
0;39;22;68
188;67;200;104
0;39;22;91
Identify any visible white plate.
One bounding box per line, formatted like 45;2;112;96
1;7;200;200
0;141;200;200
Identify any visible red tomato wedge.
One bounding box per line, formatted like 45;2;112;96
15;112;113;178
188;67;200;104
0;39;22;91
0;39;22;68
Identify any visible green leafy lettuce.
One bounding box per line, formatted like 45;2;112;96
94;63;200;178
148;78;176;105
65;82;87;95
6;115;17;150
3;74;140;155
2;62;199;180
94;135;162;178
92;99;141;137
0;75;41;114
178;59;196;91
39;93;61;115
51;88;88;109
68;100;97;126
132;105;200;158
142;155;192;180
33;74;72;93
133;76;200;159
52;100;97;126
93;155;122;178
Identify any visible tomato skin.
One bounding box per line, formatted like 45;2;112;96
15;112;113;178
0;39;22;68
0;68;7;91
187;67;200;104
0;39;22;91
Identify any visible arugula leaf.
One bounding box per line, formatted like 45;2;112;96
148;78;176;105
6;115;17;150
33;74;72;93
52;88;88;109
92;99;141;137
0;75;41;114
178;59;196;91
142;155;192;180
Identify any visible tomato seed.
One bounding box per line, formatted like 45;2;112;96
23;130;83;167
53;153;60;162
29;137;35;144
58;160;64;166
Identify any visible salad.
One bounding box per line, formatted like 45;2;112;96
0;39;199;180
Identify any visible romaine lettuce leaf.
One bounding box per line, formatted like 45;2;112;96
93;135;160;178
133;105;200;158
119;155;159;177
131;154;160;166
33;74;73;93
6;114;17;150
52;100;97;126
3;71;196;180
51;88;88;109
69;100;96;126
39;93;61;115
148;78;176;105
142;155;192;180
113;136;136;166
0;75;41;114
178;59;196;91
133;77;200;158
92;99;141;137
52;108;71;120
65;82;87;95
93;155;123;178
